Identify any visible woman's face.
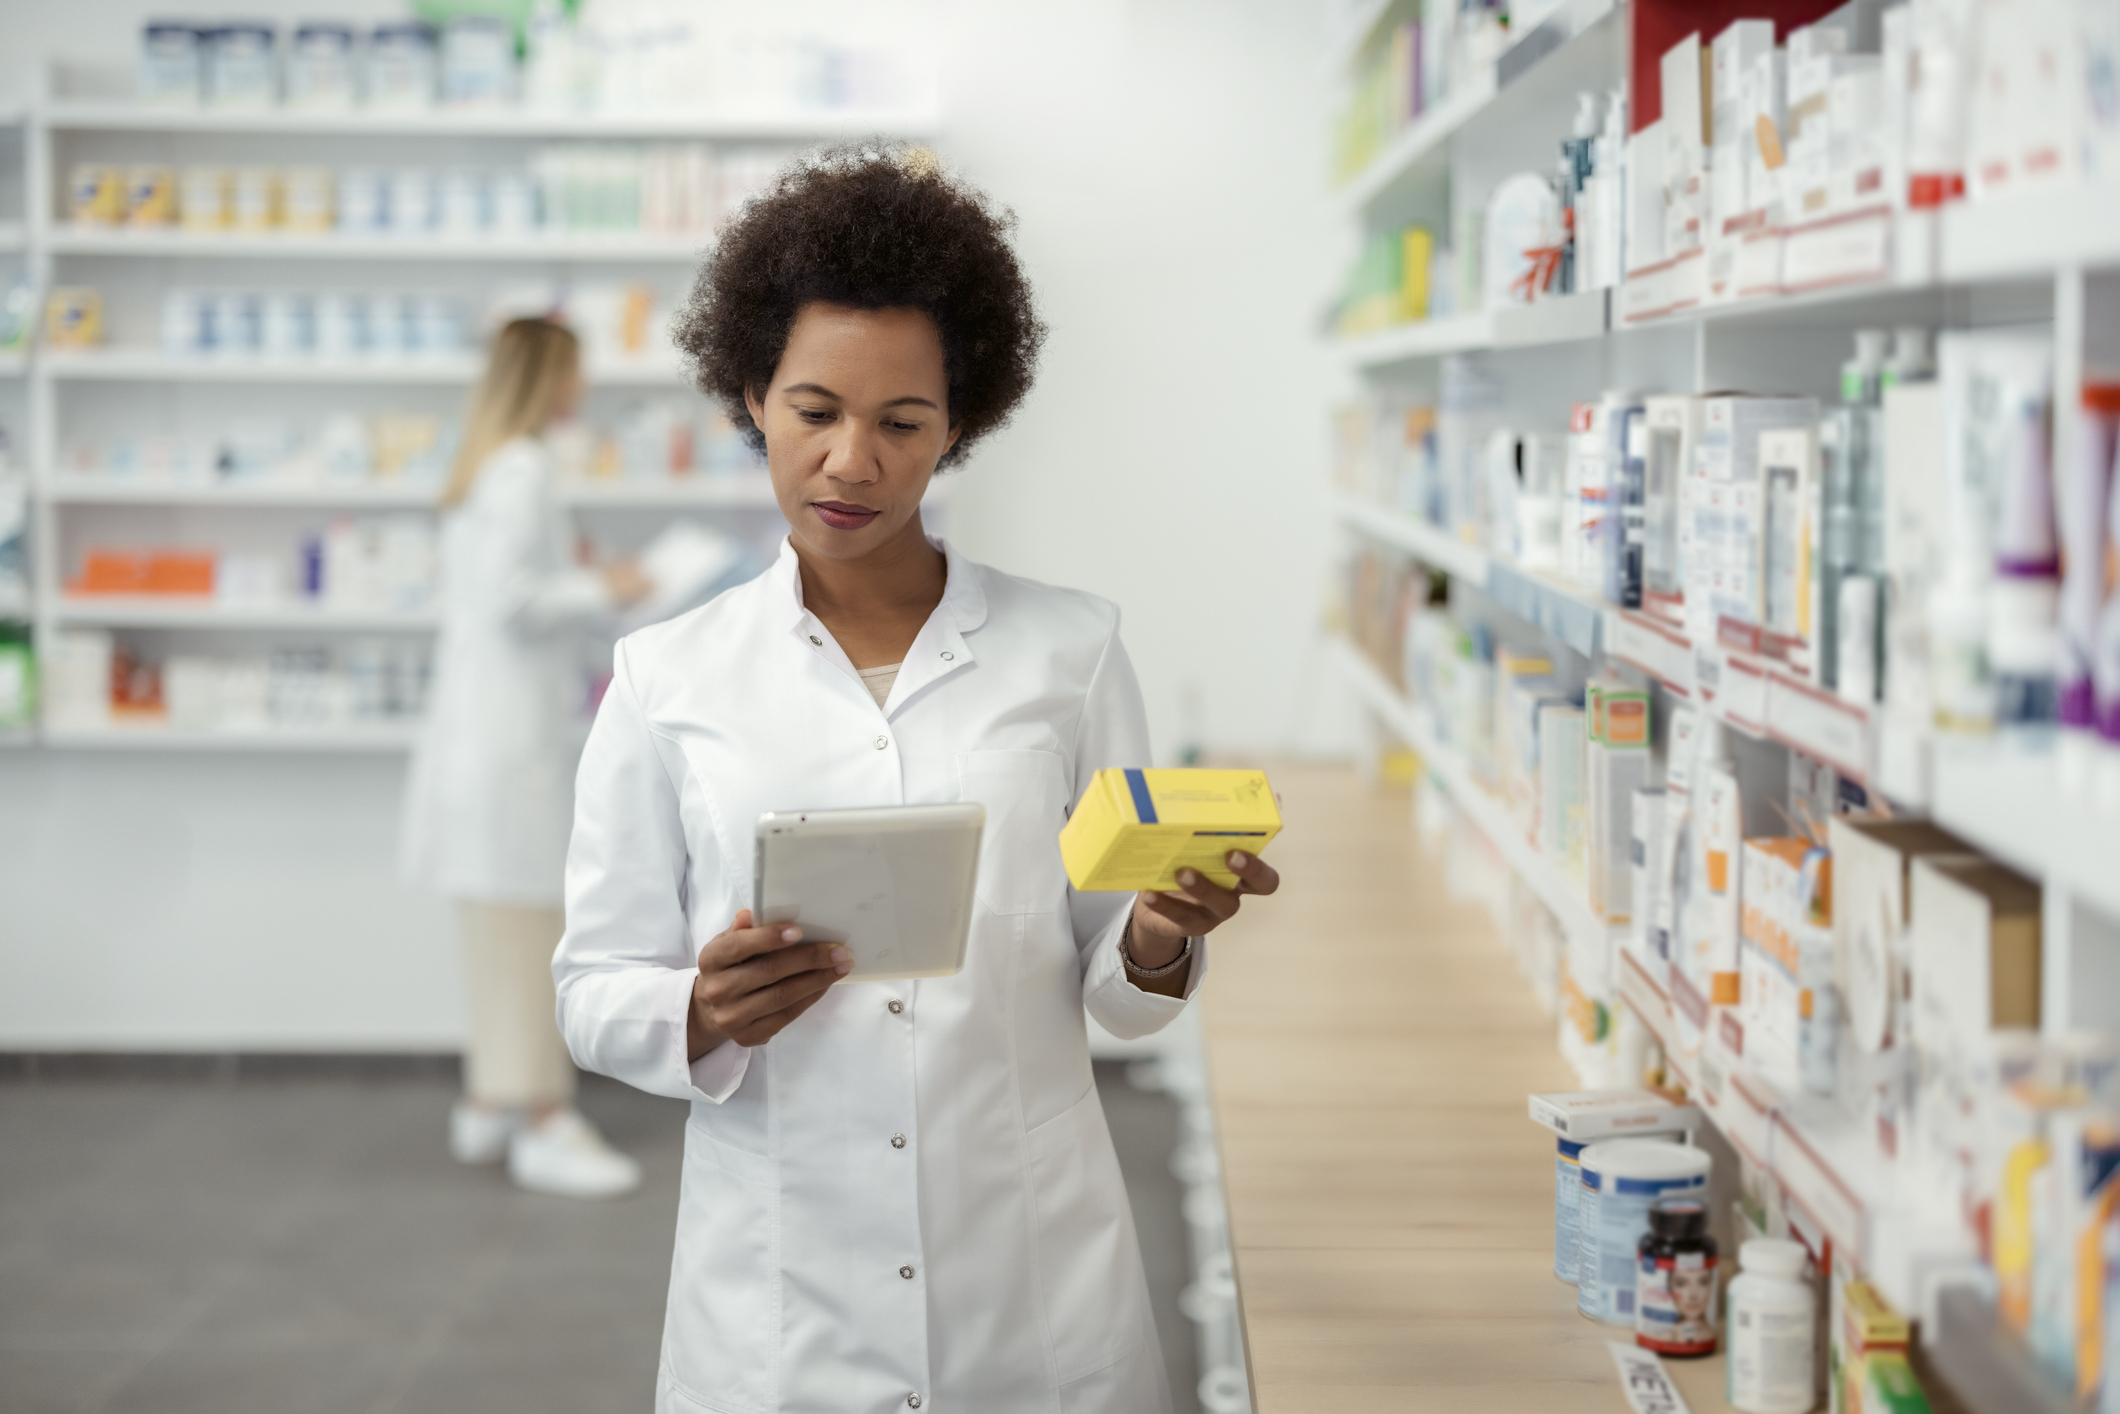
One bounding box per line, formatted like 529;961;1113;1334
1671;1266;1715;1321
747;302;960;562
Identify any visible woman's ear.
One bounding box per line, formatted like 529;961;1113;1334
941;422;962;460
743;384;766;431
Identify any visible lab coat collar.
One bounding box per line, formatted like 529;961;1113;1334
770;530;988;635
773;529;986;713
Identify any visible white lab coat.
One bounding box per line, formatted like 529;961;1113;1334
554;535;1197;1414
401;436;612;905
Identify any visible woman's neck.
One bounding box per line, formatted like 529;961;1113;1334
793;514;948;669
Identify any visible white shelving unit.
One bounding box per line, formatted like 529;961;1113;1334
41;474;780;511
43;100;940;140
51;597;438;632
41;349;686;385
1327;9;2120;1408
11;75;935;751
48;227;709;263
40;721;420;752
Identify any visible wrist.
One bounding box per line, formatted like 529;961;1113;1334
1122;910;1191;976
1123;903;1186;968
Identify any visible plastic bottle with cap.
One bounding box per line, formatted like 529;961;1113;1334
1725;1238;1816;1414
1635;1194;1719;1356
1882;326;1934;391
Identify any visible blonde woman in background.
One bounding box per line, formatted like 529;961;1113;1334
402;317;653;1199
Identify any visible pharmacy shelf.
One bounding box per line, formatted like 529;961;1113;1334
1333;495;1604;655
46;479;439;509
1335;0;1615;220
1337;496;1880;772
560;477;778;509
49;226;710;263
1337;69;1494;218
1940;179;2120;284
40;722;419;752
0;727;38;748
43;349;480;384
1928;742;2120;925
0;221;24;252
42;101;942;141
1341;311;1493;368
53;597;438;632
0;350;27;377
0;583;30;618
1612;942;1973;1321
1331;634;1621;956
42;477;780;511
1334;494;1487;582
40;349;687;386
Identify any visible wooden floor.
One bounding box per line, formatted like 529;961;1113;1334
1202;763;1730;1414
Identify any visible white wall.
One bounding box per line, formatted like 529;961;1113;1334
0;0;1347;1049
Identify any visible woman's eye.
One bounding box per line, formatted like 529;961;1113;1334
887;420;920;433
795;407;833;424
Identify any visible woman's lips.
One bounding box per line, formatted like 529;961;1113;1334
812;501;882;531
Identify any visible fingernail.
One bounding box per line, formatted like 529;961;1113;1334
830;945;851;965
783;928;802;942
834;960;853;975
1229;851;1248;869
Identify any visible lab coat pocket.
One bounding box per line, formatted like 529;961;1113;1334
1024;1084;1148;1384
663;1118;777;1414
957;749;1070;916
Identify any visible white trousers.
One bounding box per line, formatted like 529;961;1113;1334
457;901;578;1108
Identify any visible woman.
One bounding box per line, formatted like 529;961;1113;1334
553;148;1279;1411
402;317;653;1199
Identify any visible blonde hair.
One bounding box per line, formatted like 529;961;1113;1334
441;318;582;509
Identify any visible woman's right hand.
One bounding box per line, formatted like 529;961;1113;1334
686;909;851;1059
602;559;655;609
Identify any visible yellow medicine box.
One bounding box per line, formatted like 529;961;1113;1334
1058;768;1281;892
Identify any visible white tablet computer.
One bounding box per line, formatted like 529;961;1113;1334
753;803;986;983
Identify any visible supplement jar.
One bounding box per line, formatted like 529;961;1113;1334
1553;1136;1587;1283
1726;1238;1816;1414
1576;1139;1712;1325
1635;1194;1718;1356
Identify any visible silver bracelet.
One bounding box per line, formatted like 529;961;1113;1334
1120;919;1194;979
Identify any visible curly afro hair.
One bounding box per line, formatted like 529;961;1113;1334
673;143;1046;470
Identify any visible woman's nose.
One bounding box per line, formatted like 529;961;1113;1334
822;423;882;482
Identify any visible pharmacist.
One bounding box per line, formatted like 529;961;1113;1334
401;318;653;1200
553;147;1278;1413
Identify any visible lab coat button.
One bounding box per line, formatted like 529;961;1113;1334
887;999;904;1015
940;651;954;661
891;1133;907;1149
808;635;821;646
873;735;889;750
899;1264;915;1280
907;1398;922;1409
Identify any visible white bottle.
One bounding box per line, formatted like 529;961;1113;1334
1726;1239;1817;1414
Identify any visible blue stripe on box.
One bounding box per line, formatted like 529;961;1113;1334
1123;769;1157;824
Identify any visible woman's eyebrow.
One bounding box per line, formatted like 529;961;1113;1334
880;396;939;410
782;382;841;399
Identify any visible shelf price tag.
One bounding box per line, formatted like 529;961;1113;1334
1608;1341;1693;1414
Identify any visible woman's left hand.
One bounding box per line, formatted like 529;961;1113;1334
1127;850;1278;996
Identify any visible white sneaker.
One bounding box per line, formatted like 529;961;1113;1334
450;1102;520;1165
507;1109;642;1199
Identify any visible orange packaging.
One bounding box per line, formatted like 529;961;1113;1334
73;549;215;596
144;553;215;595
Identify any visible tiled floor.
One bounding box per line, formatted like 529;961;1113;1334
0;1061;1197;1414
